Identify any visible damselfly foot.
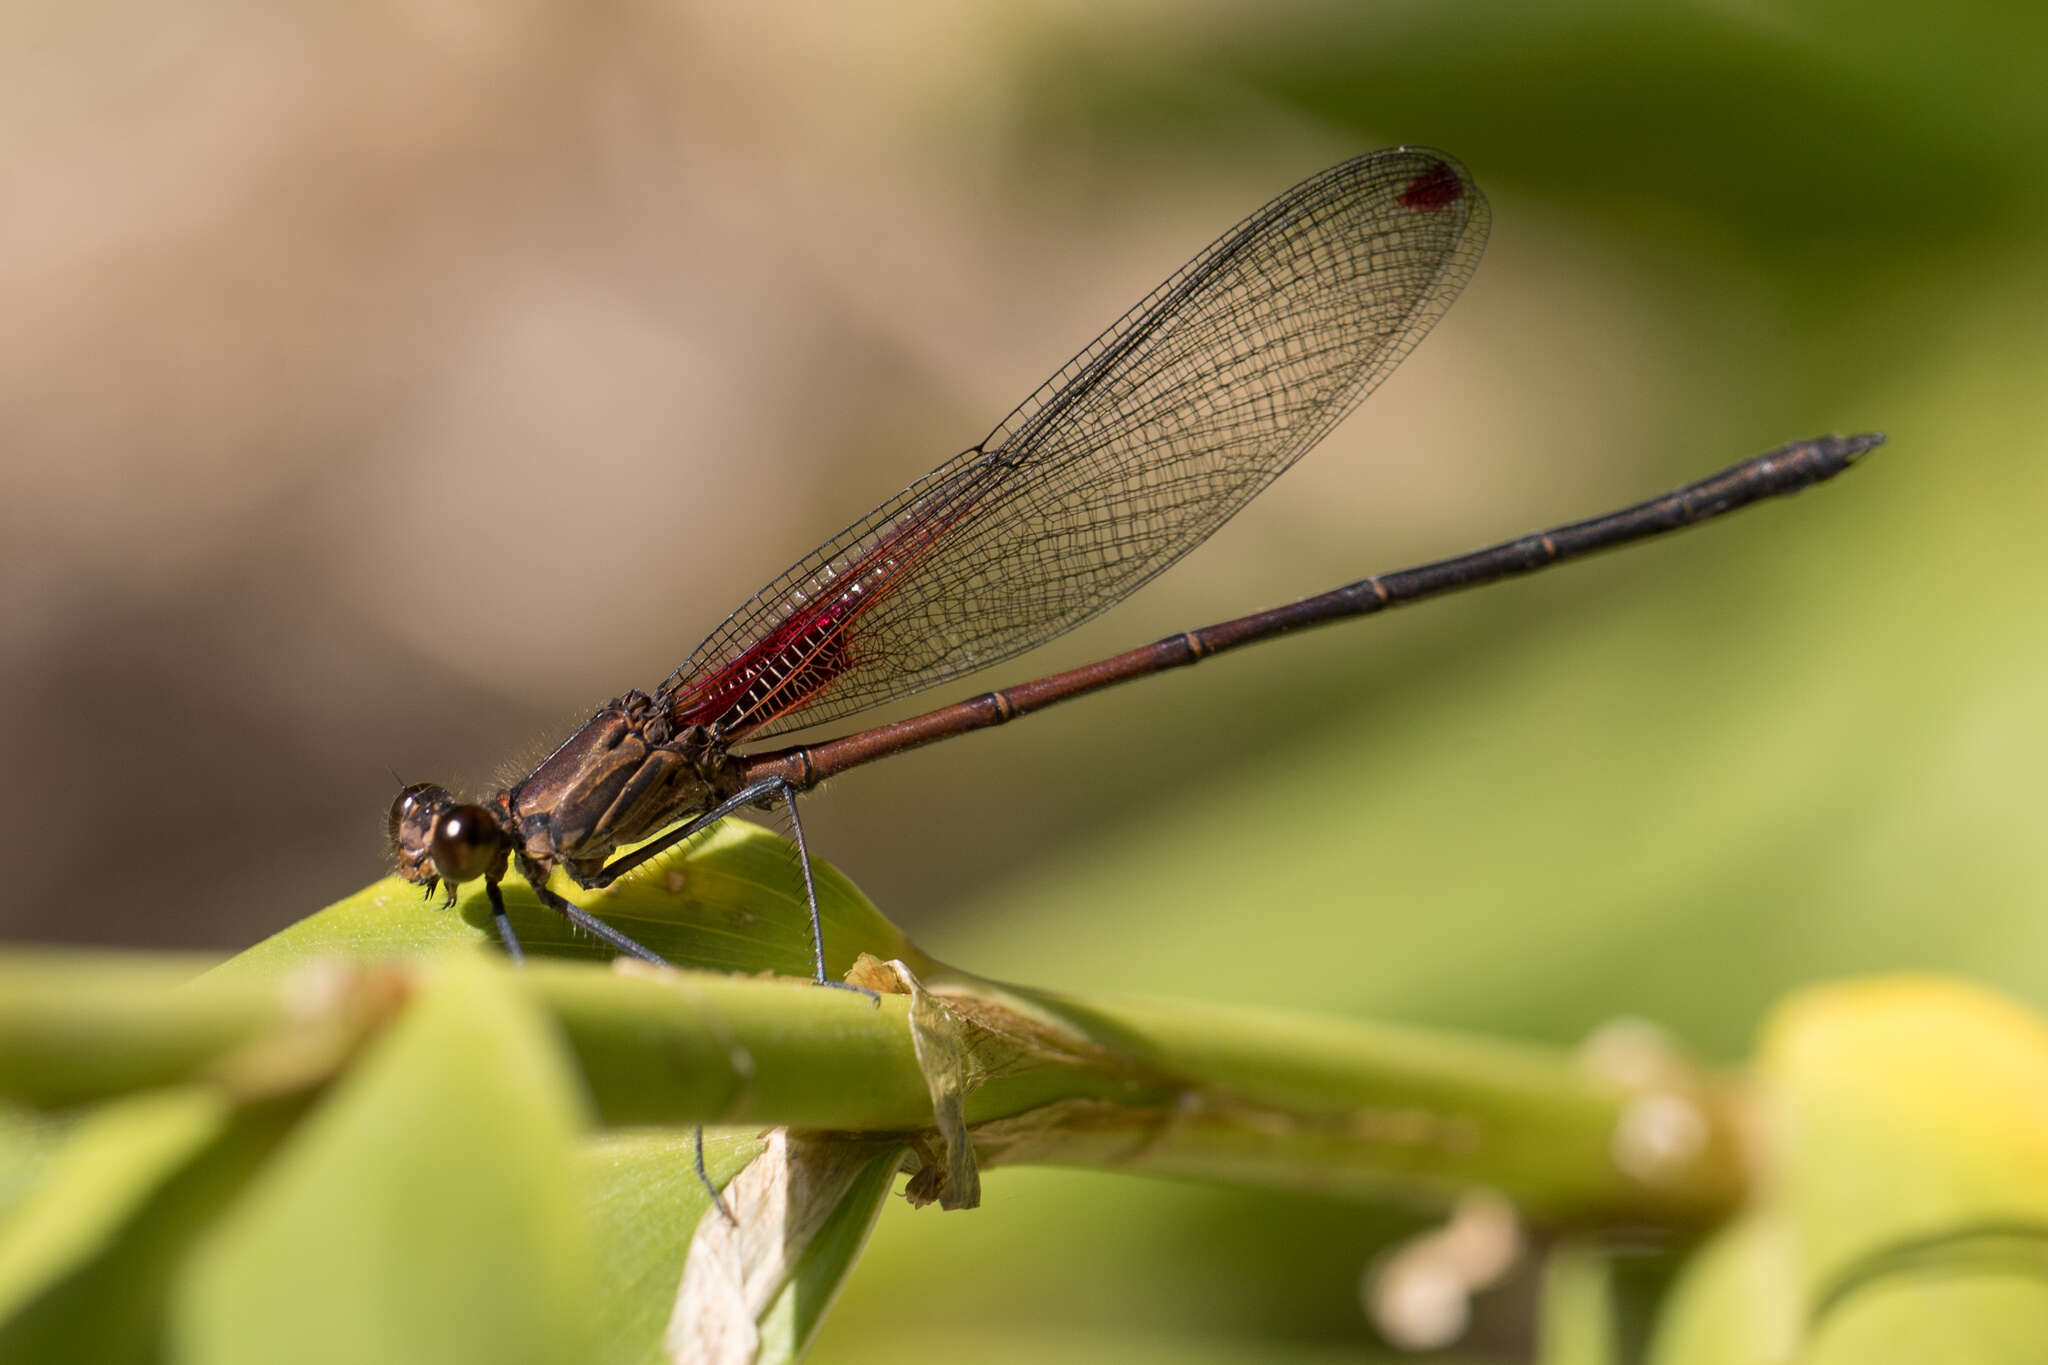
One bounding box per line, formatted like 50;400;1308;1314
819;978;883;1007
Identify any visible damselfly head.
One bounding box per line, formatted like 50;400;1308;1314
388;782;504;894
389;782;453;884
428;803;504;886
388;783;445;847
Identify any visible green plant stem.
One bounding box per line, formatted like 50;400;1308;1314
0;951;1743;1228
0;955;281;1108
975;986;1742;1221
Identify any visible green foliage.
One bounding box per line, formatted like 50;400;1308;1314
174;961;596;1363
0;1089;283;1361
0;821;1737;1362
4;816;2047;1361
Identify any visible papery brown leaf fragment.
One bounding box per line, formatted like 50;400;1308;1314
846;956;978;1210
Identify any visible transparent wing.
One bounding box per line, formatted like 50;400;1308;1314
660;148;1489;741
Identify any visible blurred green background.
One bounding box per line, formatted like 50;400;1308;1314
5;0;2045;1359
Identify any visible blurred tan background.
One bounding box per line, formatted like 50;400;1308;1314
1;0;1817;954
6;0;2047;1358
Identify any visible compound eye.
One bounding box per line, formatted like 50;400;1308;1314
388;782;442;846
429;805;502;884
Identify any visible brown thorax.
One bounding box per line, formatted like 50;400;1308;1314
388;690;741;903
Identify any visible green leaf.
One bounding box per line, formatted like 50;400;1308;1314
0;1089;304;1363
226;821;926;984
1651;977;2048;1362
172;957;599;1365
0;1104;85;1230
1766;977;2048;1361
1645;1213;1797;1365
0;1090;225;1323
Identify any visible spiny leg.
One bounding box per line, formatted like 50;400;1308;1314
592;776;868;995
504;868;725;1216
518;857;671;966
574;780;869;1205
504;859;723;1213
696;1124;736;1226
778;783;827;985
778;784;877;1003
566;790;862;1211
484;880;526;965
592;777;790;888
